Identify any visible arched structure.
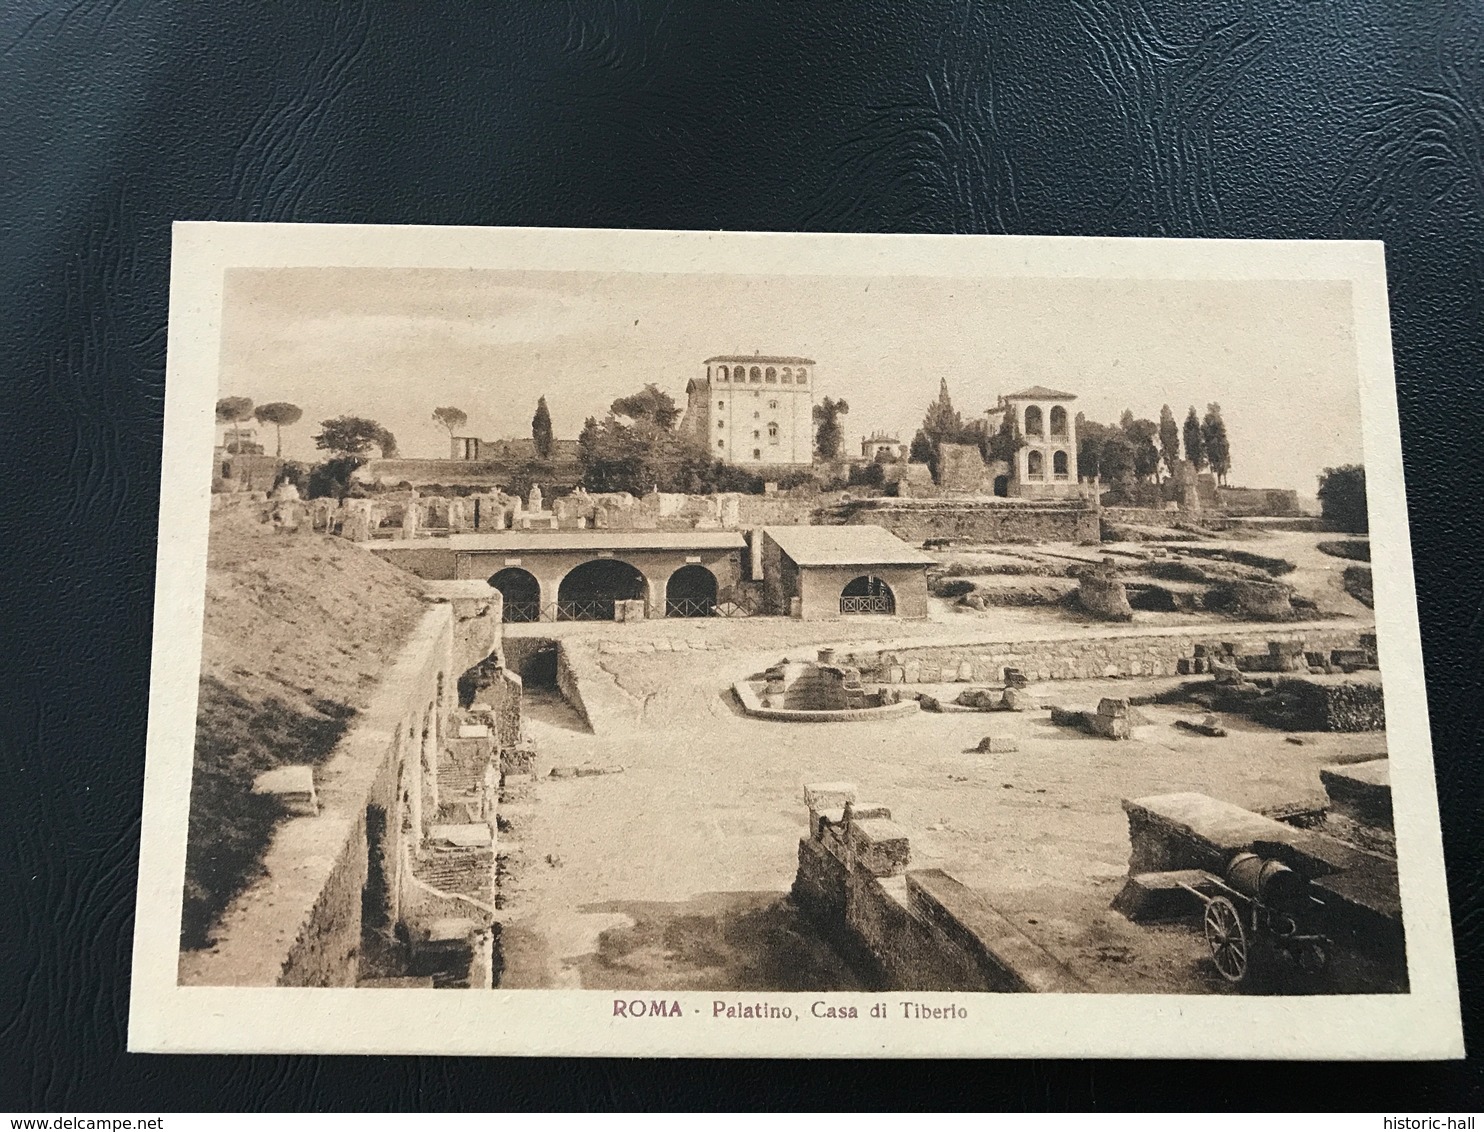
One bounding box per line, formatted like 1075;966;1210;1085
557;558;648;621
665;564;718;617
1049;405;1069;437
840;575;896;615
489;567;542;622
1024;405;1044;436
1027;449;1045;479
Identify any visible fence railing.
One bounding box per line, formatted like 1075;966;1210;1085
840;595;896;615
500;594;763;622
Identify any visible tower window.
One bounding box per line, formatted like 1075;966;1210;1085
765;367;777;383
717;420;725;430
750;366;761;383
718;401;725;409
768;400;778;409
717;365;728;381
718;440;725;449
768;422;779;440
795;368;807;382
781;368;792;383
753;429;760;439
753;449;761;460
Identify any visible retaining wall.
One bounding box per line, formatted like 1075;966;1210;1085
178;602;501;988
833;625;1372;685
837;500;1100;544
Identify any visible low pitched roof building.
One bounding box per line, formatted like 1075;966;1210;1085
759;525;933;620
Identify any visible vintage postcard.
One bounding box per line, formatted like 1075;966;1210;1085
130;223;1462;1058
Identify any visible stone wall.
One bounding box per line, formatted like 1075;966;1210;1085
836;499;1100;544
834;625;1372;686
357;457;582;491
555;644;592;731
791;784;1086;992
178;603;499;988
1217;486;1304;516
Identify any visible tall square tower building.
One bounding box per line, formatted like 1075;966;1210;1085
682;355;815;468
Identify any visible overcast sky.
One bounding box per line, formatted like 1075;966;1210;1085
218;267;1362;493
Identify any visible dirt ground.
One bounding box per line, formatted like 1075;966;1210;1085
495;605;1387;994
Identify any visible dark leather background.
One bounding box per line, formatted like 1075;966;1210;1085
3;0;1482;1111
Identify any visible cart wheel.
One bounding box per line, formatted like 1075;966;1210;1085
1204;897;1249;984
1297;939;1331;978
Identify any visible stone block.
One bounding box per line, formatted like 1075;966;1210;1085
956;660;975;681
1111;869;1215;921
847;818;911;877
1174;714;1227;738
1097;697;1131;719
251;766;319;816
428;823;494;849
1320;758;1391;828
973;734;1019;754
804;782;858;813
999;686;1037;712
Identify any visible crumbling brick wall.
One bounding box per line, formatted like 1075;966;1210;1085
838;500;1100;544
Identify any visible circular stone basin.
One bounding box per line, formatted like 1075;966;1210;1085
733;654;922;723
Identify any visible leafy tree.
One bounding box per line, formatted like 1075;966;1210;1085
1076;418;1116;481
1119;408;1135;434
1202;403;1231;485
908;429;934;465
432;406;468;438
1158;404;1181;479
610;383;680;429
215;396;254;454
1123;417;1161;482
253;401;302;457
314;415;396;459
982;414;1024;466
531;396;554;459
812;397;850;460
1318;464;1368;532
576;386;707;495
1099;435;1136;483
1183;406;1207;471
922;378;964;441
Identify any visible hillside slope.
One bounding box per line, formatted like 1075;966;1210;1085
183;509;427;949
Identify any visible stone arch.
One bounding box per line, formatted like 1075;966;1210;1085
781;367;792;382
749;366;762;383
765;366;777;382
557;558;648;620
1053;449;1070;477
1024;405;1044;436
489;567;542;622
1050;405;1068;436
840;574;896;615
1027;450;1045;479
665;564;718;617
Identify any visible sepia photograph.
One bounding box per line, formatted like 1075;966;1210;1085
129;223;1460;1058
